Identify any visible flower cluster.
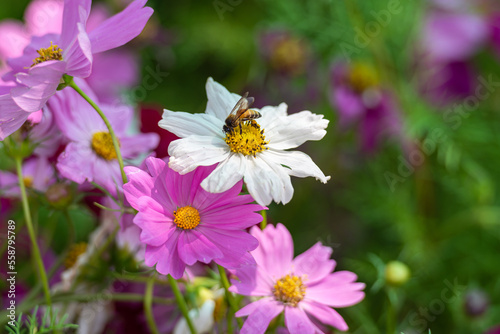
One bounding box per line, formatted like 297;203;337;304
0;1;365;333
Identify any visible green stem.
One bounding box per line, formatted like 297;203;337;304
14;157;52;309
68;80;127;185
168;275;197;334
145;275;160;334
260;209;267;229
218;265;243;328
113;272;171;286
63;209;75;246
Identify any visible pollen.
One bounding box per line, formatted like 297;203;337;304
91;132;119;160
32;42;63;67
174;206;201;230
273;274;306;307
224;120;269;157
64;242;87;269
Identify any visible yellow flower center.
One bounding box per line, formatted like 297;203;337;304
91;132;119;160
23;177;33;188
64;242;87;269
273;274;306;307
32;42;63;67
348;62;379;93
224;120;269;157
270;38;306;74
174;206;200;230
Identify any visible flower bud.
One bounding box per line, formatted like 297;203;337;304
46;183;73;209
464;289;489;317
385;261;410;287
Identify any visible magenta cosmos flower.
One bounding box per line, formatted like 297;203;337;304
230;224;365;334
50;80;159;195
123;156;265;279
330;61;402;153
0;0;152;139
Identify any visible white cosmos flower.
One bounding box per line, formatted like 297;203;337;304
159;77;330;206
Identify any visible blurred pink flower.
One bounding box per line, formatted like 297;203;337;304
330;61;402;153
0;156;56;197
49;80;159;195
230;224;365;334
123;156;265;279
0;0;152;139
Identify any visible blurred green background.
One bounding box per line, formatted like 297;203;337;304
1;0;500;333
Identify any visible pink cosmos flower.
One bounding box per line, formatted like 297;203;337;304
329;61;403;153
123;156;265;279
230;224;365;334
49;80;159;195
0;156;56;197
0;0;152;139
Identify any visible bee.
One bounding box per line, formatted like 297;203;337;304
223;92;261;134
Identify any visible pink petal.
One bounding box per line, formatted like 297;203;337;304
0;93;30;140
305;272;365;307
176;229;223;265
88;0;153;54
301;301;349;331
135;212;175;246
292;242;335;284
91;157;122;195
120;133;160;158
200;227;258;268
194;180;244;211
123;166;155;202
59;0;91;48
11;61;66;112
201;203;264;230
284;307;316;334
56;142;95;184
250;223;294;279
146;229;186;279
64;22;93;78
423;12;488;62
144;157;177;212
229;264;274;297
236;298;283;334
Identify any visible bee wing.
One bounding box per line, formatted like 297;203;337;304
229;92;251;118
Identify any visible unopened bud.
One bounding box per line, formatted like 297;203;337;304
46;183;73;209
385;261;410;287
464;289;489;317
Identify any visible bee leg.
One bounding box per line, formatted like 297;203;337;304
239;123;243;135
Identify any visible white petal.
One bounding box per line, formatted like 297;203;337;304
266;110;329;150
168;136;229;174
201;154;246;193
174;300;215;334
244;155;294;206
262;150;331;183
257;102;289;129
159;108;223;138
205;77;241;120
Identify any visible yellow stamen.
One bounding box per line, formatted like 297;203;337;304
91;132;119;160
64;242;87;269
224;120;269;157
174;206;200;230
32;41;63;67
348;62;379;93
273;274;306;307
